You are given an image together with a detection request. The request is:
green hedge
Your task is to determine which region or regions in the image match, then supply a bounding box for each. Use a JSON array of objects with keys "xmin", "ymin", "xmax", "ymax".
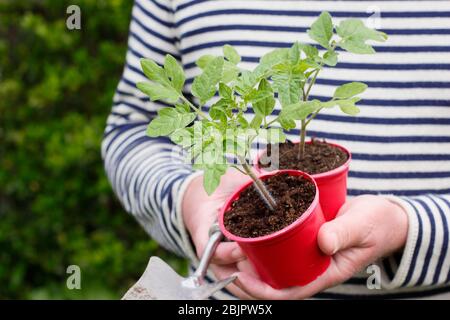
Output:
[{"xmin": 0, "ymin": 0, "xmax": 186, "ymax": 299}]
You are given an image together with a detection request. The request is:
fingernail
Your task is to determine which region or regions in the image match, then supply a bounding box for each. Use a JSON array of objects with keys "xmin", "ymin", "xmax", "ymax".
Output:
[
  {"xmin": 231, "ymin": 247, "xmax": 243, "ymax": 260},
  {"xmin": 329, "ymin": 232, "xmax": 339, "ymax": 254},
  {"xmin": 231, "ymin": 272, "xmax": 241, "ymax": 284}
]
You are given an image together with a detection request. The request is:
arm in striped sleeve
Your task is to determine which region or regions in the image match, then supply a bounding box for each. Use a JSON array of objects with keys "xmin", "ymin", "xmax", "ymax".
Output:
[
  {"xmin": 380, "ymin": 194, "xmax": 450, "ymax": 288},
  {"xmin": 101, "ymin": 0, "xmax": 197, "ymax": 260}
]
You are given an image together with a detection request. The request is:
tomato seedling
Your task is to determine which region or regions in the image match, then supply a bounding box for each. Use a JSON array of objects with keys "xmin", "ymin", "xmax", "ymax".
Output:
[
  {"xmin": 256, "ymin": 12, "xmax": 388, "ymax": 158},
  {"xmin": 137, "ymin": 45, "xmax": 284, "ymax": 208}
]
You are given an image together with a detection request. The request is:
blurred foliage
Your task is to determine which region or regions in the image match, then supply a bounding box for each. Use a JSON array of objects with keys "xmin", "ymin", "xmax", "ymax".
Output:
[{"xmin": 0, "ymin": 0, "xmax": 187, "ymax": 299}]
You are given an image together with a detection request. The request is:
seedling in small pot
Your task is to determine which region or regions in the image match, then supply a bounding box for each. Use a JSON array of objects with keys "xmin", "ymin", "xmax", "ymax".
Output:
[
  {"xmin": 136, "ymin": 45, "xmax": 286, "ymax": 210},
  {"xmin": 254, "ymin": 12, "xmax": 388, "ymax": 220},
  {"xmin": 257, "ymin": 12, "xmax": 387, "ymax": 162}
]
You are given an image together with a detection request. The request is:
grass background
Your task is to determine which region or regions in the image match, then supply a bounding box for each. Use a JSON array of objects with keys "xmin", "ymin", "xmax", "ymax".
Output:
[{"xmin": 0, "ymin": 0, "xmax": 187, "ymax": 299}]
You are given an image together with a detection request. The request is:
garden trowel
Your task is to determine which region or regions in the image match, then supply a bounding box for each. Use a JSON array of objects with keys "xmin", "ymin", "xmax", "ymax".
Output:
[{"xmin": 122, "ymin": 223, "xmax": 236, "ymax": 300}]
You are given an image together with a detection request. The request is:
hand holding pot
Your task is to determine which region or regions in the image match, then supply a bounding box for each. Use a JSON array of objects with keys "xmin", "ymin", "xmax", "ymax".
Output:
[
  {"xmin": 232, "ymin": 195, "xmax": 408, "ymax": 299},
  {"xmin": 182, "ymin": 168, "xmax": 257, "ymax": 298}
]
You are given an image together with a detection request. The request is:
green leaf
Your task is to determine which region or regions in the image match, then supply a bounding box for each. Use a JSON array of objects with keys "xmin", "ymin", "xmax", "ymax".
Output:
[
  {"xmin": 334, "ymin": 82, "xmax": 368, "ymax": 99},
  {"xmin": 322, "ymin": 50, "xmax": 338, "ymax": 66},
  {"xmin": 260, "ymin": 48, "xmax": 289, "ymax": 66},
  {"xmin": 299, "ymin": 44, "xmax": 319, "ymax": 59},
  {"xmin": 140, "ymin": 59, "xmax": 167, "ymax": 84},
  {"xmin": 192, "ymin": 57, "xmax": 224, "ymax": 104},
  {"xmin": 288, "ymin": 42, "xmax": 301, "ymax": 65},
  {"xmin": 235, "ymin": 70, "xmax": 258, "ymax": 95},
  {"xmin": 170, "ymin": 127, "xmax": 193, "ymax": 147},
  {"xmin": 146, "ymin": 108, "xmax": 196, "ymax": 137},
  {"xmin": 336, "ymin": 19, "xmax": 388, "ymax": 54},
  {"xmin": 254, "ymin": 48, "xmax": 289, "ymax": 78},
  {"xmin": 224, "ymin": 128, "xmax": 249, "ymax": 157},
  {"xmin": 203, "ymin": 164, "xmax": 228, "ymax": 195},
  {"xmin": 247, "ymin": 89, "xmax": 272, "ymax": 105},
  {"xmin": 337, "ymin": 97, "xmax": 361, "ymax": 115},
  {"xmin": 138, "ymin": 57, "xmax": 183, "ymax": 103},
  {"xmin": 201, "ymin": 133, "xmax": 225, "ymax": 163},
  {"xmin": 272, "ymin": 70, "xmax": 302, "ymax": 107},
  {"xmin": 293, "ymin": 61, "xmax": 312, "ymax": 74},
  {"xmin": 307, "ymin": 11, "xmax": 333, "ymax": 48},
  {"xmin": 337, "ymin": 19, "xmax": 388, "ymax": 42},
  {"xmin": 196, "ymin": 55, "xmax": 215, "ymax": 69},
  {"xmin": 175, "ymin": 103, "xmax": 190, "ymax": 113},
  {"xmin": 164, "ymin": 54, "xmax": 185, "ymax": 92},
  {"xmin": 136, "ymin": 82, "xmax": 179, "ymax": 103},
  {"xmin": 320, "ymin": 100, "xmax": 339, "ymax": 108},
  {"xmin": 321, "ymin": 97, "xmax": 362, "ymax": 115},
  {"xmin": 218, "ymin": 83, "xmax": 232, "ymax": 100},
  {"xmin": 222, "ymin": 61, "xmax": 240, "ymax": 83},
  {"xmin": 237, "ymin": 114, "xmax": 249, "ymax": 128},
  {"xmin": 209, "ymin": 99, "xmax": 228, "ymax": 123},
  {"xmin": 189, "ymin": 122, "xmax": 224, "ymax": 163},
  {"xmin": 279, "ymin": 100, "xmax": 321, "ymax": 121},
  {"xmin": 252, "ymin": 79, "xmax": 275, "ymax": 117},
  {"xmin": 339, "ymin": 40, "xmax": 375, "ymax": 54},
  {"xmin": 223, "ymin": 44, "xmax": 241, "ymax": 64},
  {"xmin": 278, "ymin": 117, "xmax": 296, "ymax": 131},
  {"xmin": 250, "ymin": 114, "xmax": 263, "ymax": 129}
]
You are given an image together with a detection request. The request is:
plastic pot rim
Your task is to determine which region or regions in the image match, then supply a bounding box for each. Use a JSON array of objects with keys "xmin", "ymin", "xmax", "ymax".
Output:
[
  {"xmin": 218, "ymin": 169, "xmax": 320, "ymax": 244},
  {"xmin": 254, "ymin": 140, "xmax": 352, "ymax": 179}
]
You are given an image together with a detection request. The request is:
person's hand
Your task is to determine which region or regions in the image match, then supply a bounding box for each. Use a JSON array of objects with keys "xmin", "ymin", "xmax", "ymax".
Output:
[
  {"xmin": 182, "ymin": 168, "xmax": 257, "ymax": 299},
  {"xmin": 232, "ymin": 195, "xmax": 408, "ymax": 299}
]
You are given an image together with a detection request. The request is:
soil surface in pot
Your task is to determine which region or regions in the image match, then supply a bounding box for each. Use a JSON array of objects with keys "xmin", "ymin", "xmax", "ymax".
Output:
[
  {"xmin": 259, "ymin": 139, "xmax": 348, "ymax": 175},
  {"xmin": 224, "ymin": 173, "xmax": 315, "ymax": 238}
]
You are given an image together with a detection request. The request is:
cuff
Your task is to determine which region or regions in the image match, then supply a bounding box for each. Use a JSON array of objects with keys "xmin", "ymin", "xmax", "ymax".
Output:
[
  {"xmin": 379, "ymin": 195, "xmax": 448, "ymax": 289},
  {"xmin": 378, "ymin": 195, "xmax": 422, "ymax": 289}
]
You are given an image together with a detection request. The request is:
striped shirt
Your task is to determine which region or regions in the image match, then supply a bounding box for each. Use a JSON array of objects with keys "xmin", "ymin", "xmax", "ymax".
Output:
[{"xmin": 101, "ymin": 0, "xmax": 450, "ymax": 299}]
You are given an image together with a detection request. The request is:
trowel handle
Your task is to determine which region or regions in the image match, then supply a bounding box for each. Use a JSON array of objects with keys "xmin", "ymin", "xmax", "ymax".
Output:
[{"xmin": 193, "ymin": 223, "xmax": 223, "ymax": 282}]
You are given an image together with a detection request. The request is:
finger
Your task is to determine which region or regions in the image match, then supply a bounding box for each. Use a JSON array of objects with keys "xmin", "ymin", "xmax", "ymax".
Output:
[
  {"xmin": 318, "ymin": 209, "xmax": 368, "ymax": 255},
  {"xmin": 233, "ymin": 272, "xmax": 290, "ymax": 300},
  {"xmin": 211, "ymin": 242, "xmax": 246, "ymax": 265},
  {"xmin": 192, "ymin": 207, "xmax": 222, "ymax": 258},
  {"xmin": 335, "ymin": 198, "xmax": 354, "ymax": 217},
  {"xmin": 234, "ymin": 260, "xmax": 338, "ymax": 300},
  {"xmin": 236, "ymin": 259, "xmax": 259, "ymax": 278}
]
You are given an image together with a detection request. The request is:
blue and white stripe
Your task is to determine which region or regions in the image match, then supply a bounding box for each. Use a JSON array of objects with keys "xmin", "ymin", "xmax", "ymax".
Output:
[{"xmin": 102, "ymin": 0, "xmax": 450, "ymax": 299}]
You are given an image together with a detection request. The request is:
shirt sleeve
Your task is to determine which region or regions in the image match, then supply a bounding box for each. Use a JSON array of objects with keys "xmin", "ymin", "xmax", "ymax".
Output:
[
  {"xmin": 101, "ymin": 0, "xmax": 197, "ymax": 260},
  {"xmin": 379, "ymin": 194, "xmax": 450, "ymax": 289}
]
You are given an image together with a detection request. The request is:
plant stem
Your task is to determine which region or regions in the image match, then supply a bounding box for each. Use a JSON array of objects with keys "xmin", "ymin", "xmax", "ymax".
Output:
[
  {"xmin": 180, "ymin": 96, "xmax": 210, "ymax": 120},
  {"xmin": 299, "ymin": 119, "xmax": 306, "ymax": 160},
  {"xmin": 299, "ymin": 67, "xmax": 321, "ymax": 159},
  {"xmin": 304, "ymin": 68, "xmax": 320, "ymax": 101},
  {"xmin": 264, "ymin": 117, "xmax": 278, "ymax": 129},
  {"xmin": 304, "ymin": 41, "xmax": 338, "ymax": 102},
  {"xmin": 305, "ymin": 107, "xmax": 323, "ymax": 127},
  {"xmin": 230, "ymin": 165, "xmax": 247, "ymax": 175},
  {"xmin": 300, "ymin": 43, "xmax": 335, "ymax": 158},
  {"xmin": 238, "ymin": 155, "xmax": 277, "ymax": 210}
]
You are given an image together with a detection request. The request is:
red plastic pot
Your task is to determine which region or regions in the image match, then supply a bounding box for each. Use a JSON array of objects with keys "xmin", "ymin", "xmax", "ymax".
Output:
[
  {"xmin": 218, "ymin": 170, "xmax": 330, "ymax": 289},
  {"xmin": 255, "ymin": 141, "xmax": 351, "ymax": 221}
]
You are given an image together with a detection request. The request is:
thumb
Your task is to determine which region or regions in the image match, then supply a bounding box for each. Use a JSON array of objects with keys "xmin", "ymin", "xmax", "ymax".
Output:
[{"xmin": 318, "ymin": 213, "xmax": 366, "ymax": 255}]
